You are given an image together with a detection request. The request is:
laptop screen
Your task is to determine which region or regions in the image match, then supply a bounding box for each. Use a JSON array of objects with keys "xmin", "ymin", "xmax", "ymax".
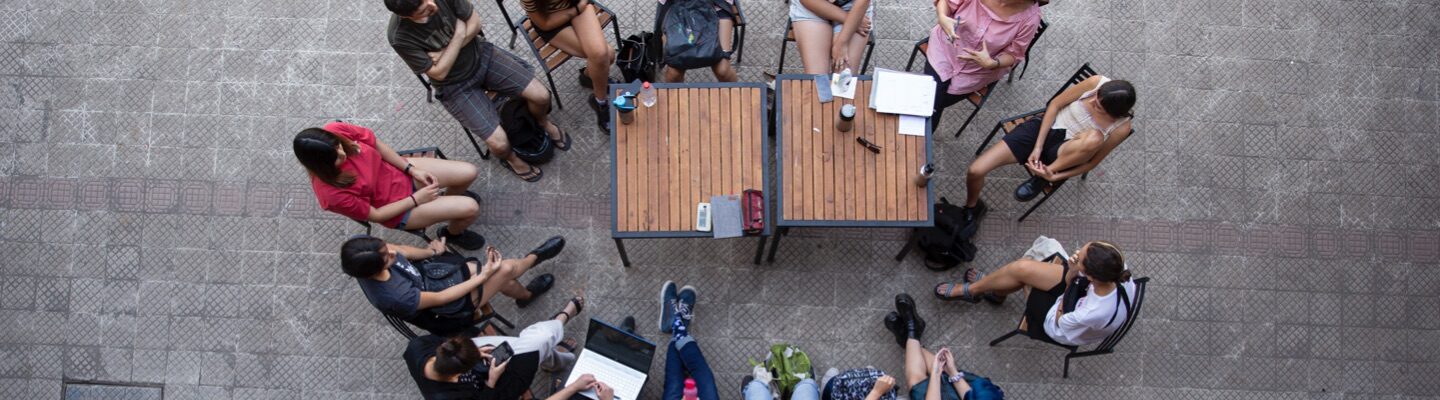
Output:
[{"xmin": 585, "ymin": 319, "xmax": 656, "ymax": 373}]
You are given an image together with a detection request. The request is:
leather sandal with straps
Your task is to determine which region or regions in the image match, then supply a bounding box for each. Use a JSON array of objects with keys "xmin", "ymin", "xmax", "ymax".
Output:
[{"xmin": 551, "ymin": 296, "xmax": 585, "ymax": 320}]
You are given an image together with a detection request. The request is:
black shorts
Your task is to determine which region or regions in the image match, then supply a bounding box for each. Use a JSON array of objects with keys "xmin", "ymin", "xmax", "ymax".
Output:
[
  {"xmin": 1002, "ymin": 118, "xmax": 1066, "ymax": 165},
  {"xmin": 1023, "ymin": 259, "xmax": 1068, "ymax": 342}
]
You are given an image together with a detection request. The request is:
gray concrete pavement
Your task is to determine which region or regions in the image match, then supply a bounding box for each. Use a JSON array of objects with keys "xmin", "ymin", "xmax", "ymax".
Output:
[{"xmin": 1, "ymin": 0, "xmax": 1438, "ymax": 398}]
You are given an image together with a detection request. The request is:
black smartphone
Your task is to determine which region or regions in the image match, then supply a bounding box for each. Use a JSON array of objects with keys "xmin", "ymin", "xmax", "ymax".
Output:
[{"xmin": 491, "ymin": 342, "xmax": 514, "ymax": 365}]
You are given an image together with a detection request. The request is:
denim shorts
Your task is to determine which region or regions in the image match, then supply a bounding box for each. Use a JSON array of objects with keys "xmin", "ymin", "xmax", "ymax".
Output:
[{"xmin": 789, "ymin": 0, "xmax": 874, "ymax": 34}]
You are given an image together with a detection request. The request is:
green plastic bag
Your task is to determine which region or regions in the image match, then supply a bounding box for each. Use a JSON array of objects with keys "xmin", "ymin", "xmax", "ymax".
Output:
[{"xmin": 749, "ymin": 344, "xmax": 812, "ymax": 397}]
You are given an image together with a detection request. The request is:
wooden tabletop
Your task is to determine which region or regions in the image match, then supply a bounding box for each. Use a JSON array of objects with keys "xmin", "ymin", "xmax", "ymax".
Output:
[
  {"xmin": 775, "ymin": 75, "xmax": 934, "ymax": 226},
  {"xmin": 611, "ymin": 83, "xmax": 771, "ymax": 236}
]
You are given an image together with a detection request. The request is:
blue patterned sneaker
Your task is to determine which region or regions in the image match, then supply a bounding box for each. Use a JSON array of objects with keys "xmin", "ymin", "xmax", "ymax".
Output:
[
  {"xmin": 674, "ymin": 285, "xmax": 697, "ymax": 335},
  {"xmin": 659, "ymin": 281, "xmax": 677, "ymax": 334}
]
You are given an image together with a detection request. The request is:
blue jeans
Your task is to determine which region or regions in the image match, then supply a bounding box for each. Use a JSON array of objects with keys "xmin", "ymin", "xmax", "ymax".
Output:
[
  {"xmin": 744, "ymin": 378, "xmax": 819, "ymax": 400},
  {"xmin": 663, "ymin": 338, "xmax": 720, "ymax": 400}
]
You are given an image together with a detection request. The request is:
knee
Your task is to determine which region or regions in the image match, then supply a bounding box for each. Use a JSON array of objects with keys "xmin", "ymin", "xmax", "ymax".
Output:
[
  {"xmin": 498, "ymin": 262, "xmax": 520, "ymax": 279},
  {"xmin": 487, "ymin": 131, "xmax": 513, "ymax": 154},
  {"xmin": 523, "ymin": 81, "xmax": 551, "ymax": 104},
  {"xmin": 460, "ymin": 196, "xmax": 480, "ymax": 216},
  {"xmin": 461, "ymin": 163, "xmax": 480, "ymax": 184},
  {"xmin": 966, "ymin": 164, "xmax": 989, "ymax": 180}
]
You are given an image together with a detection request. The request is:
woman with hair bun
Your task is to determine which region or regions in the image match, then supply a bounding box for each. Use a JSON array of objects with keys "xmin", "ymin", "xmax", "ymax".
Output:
[
  {"xmin": 935, "ymin": 241, "xmax": 1136, "ymax": 346},
  {"xmin": 955, "ymin": 76, "xmax": 1137, "ymax": 232}
]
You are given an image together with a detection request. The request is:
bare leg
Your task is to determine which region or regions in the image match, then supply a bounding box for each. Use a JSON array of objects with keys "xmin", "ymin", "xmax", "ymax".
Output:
[
  {"xmin": 545, "ymin": 6, "xmax": 615, "ymax": 102},
  {"xmin": 406, "ymin": 157, "xmax": 478, "ymax": 194},
  {"xmin": 792, "ymin": 20, "xmax": 834, "ymax": 75},
  {"xmin": 710, "ymin": 18, "xmax": 738, "ymax": 82},
  {"xmin": 965, "ymin": 142, "xmax": 1018, "ymax": 207},
  {"xmin": 402, "ymin": 196, "xmax": 480, "ymax": 234},
  {"xmin": 486, "ymin": 127, "xmax": 540, "ymax": 181},
  {"xmin": 497, "ymin": 254, "xmax": 541, "ymax": 300},
  {"xmin": 967, "ymin": 259, "xmax": 1065, "ymax": 297},
  {"xmin": 517, "ymin": 80, "xmax": 564, "ymax": 143},
  {"xmin": 903, "ymin": 339, "xmax": 936, "ymax": 387}
]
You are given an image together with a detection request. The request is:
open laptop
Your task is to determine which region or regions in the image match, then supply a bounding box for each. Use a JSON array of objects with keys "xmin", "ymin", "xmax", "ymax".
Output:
[{"xmin": 564, "ymin": 318, "xmax": 657, "ymax": 400}]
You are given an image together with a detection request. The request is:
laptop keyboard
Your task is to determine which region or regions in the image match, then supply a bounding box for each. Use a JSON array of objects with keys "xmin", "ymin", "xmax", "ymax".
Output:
[{"xmin": 571, "ymin": 352, "xmax": 646, "ymax": 400}]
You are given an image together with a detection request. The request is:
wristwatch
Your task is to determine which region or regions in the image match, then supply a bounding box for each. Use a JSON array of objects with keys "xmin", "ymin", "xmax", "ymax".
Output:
[{"xmin": 947, "ymin": 372, "xmax": 965, "ymax": 384}]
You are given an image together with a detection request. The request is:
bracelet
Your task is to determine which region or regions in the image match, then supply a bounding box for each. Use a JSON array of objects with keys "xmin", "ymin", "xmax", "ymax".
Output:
[
  {"xmin": 404, "ymin": 163, "xmax": 413, "ymax": 173},
  {"xmin": 410, "ymin": 195, "xmax": 418, "ymax": 207}
]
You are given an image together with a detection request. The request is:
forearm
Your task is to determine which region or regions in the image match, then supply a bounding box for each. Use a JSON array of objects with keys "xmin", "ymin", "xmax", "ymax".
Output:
[
  {"xmin": 531, "ymin": 9, "xmax": 578, "ymax": 31},
  {"xmin": 367, "ymin": 198, "xmax": 417, "ymax": 223},
  {"xmin": 950, "ymin": 379, "xmax": 971, "ymax": 398},
  {"xmin": 934, "ymin": 0, "xmax": 949, "ymax": 20},
  {"xmin": 834, "ymin": 0, "xmax": 868, "ymax": 42},
  {"xmin": 545, "ymin": 386, "xmax": 585, "ymax": 400},
  {"xmin": 393, "ymin": 244, "xmax": 435, "ymax": 260},
  {"xmin": 925, "ymin": 377, "xmax": 943, "ymax": 400},
  {"xmin": 991, "ymin": 53, "xmax": 1015, "ymax": 69},
  {"xmin": 800, "ymin": 0, "xmax": 847, "ymax": 22},
  {"xmin": 1031, "ymin": 111, "xmax": 1059, "ymax": 155},
  {"xmin": 421, "ymin": 276, "xmax": 486, "ymax": 309},
  {"xmin": 375, "ymin": 140, "xmax": 410, "ymax": 171}
]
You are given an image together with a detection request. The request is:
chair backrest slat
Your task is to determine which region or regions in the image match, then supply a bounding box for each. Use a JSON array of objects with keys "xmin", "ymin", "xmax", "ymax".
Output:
[
  {"xmin": 1095, "ymin": 276, "xmax": 1147, "ymax": 352},
  {"xmin": 1047, "ymin": 63, "xmax": 1097, "ymax": 103},
  {"xmin": 385, "ymin": 313, "xmax": 420, "ymax": 340}
]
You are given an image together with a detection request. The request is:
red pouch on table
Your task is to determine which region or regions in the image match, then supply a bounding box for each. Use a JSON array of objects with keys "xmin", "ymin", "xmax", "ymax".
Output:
[{"xmin": 742, "ymin": 189, "xmax": 764, "ymax": 235}]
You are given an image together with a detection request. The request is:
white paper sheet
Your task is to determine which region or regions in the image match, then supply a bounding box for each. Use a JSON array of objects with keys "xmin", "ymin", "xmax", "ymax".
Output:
[
  {"xmin": 833, "ymin": 76, "xmax": 858, "ymax": 99},
  {"xmin": 872, "ymin": 68, "xmax": 937, "ymax": 117},
  {"xmin": 898, "ymin": 115, "xmax": 927, "ymax": 136}
]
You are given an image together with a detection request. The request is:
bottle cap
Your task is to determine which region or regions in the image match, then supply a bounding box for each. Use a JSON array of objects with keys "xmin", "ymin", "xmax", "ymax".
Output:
[
  {"xmin": 840, "ymin": 104, "xmax": 856, "ymax": 117},
  {"xmin": 643, "ymin": 82, "xmax": 652, "ymax": 88}
]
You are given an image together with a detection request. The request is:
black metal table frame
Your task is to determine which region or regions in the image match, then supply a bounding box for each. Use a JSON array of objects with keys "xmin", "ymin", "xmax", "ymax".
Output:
[
  {"xmin": 766, "ymin": 74, "xmax": 936, "ymax": 262},
  {"xmin": 609, "ymin": 81, "xmax": 774, "ymax": 267}
]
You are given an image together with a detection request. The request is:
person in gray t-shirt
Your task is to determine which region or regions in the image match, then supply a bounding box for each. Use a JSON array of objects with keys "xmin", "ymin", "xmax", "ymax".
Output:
[
  {"xmin": 340, "ymin": 234, "xmax": 569, "ymax": 333},
  {"xmin": 384, "ymin": 0, "xmax": 571, "ymax": 183}
]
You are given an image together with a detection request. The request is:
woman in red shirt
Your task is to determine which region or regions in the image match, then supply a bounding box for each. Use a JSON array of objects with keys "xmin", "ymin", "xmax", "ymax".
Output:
[{"xmin": 294, "ymin": 121, "xmax": 486, "ymax": 250}]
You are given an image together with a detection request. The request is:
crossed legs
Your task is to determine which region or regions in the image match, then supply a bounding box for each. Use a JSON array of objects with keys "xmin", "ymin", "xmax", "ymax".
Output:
[{"xmin": 546, "ymin": 4, "xmax": 617, "ymax": 102}]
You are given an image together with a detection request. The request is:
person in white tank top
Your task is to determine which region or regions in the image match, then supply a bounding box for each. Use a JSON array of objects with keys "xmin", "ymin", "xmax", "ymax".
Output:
[{"xmin": 952, "ymin": 75, "xmax": 1137, "ymax": 231}]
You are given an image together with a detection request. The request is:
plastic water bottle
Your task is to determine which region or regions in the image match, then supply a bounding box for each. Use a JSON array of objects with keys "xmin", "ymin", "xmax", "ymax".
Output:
[
  {"xmin": 640, "ymin": 81, "xmax": 657, "ymax": 107},
  {"xmin": 682, "ymin": 378, "xmax": 698, "ymax": 400}
]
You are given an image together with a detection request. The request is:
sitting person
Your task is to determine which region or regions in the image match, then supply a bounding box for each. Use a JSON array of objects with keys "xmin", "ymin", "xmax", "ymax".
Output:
[
  {"xmin": 789, "ymin": 0, "xmax": 873, "ymax": 74},
  {"xmin": 295, "ymin": 121, "xmax": 485, "ymax": 250},
  {"xmin": 520, "ymin": 0, "xmax": 617, "ymax": 129},
  {"xmin": 404, "ymin": 296, "xmax": 585, "ymax": 400},
  {"xmin": 656, "ymin": 0, "xmax": 738, "ymax": 83},
  {"xmin": 958, "ymin": 76, "xmax": 1135, "ymax": 228},
  {"xmin": 882, "ymin": 295, "xmax": 1004, "ymax": 400},
  {"xmin": 385, "ymin": 0, "xmax": 570, "ymax": 183},
  {"xmin": 935, "ymin": 241, "xmax": 1136, "ymax": 346},
  {"xmin": 340, "ymin": 235, "xmax": 565, "ymax": 336},
  {"xmin": 745, "ymin": 366, "xmax": 895, "ymax": 400},
  {"xmin": 923, "ymin": 0, "xmax": 1041, "ymax": 125},
  {"xmin": 657, "ymin": 281, "xmax": 719, "ymax": 400}
]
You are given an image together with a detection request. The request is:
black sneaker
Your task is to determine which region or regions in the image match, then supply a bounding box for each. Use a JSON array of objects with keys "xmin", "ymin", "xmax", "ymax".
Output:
[
  {"xmin": 528, "ymin": 236, "xmax": 566, "ymax": 266},
  {"xmin": 620, "ymin": 316, "xmax": 637, "ymax": 334},
  {"xmin": 1015, "ymin": 176, "xmax": 1046, "ymax": 202},
  {"xmin": 515, "ymin": 273, "xmax": 555, "ymax": 308},
  {"xmin": 957, "ymin": 200, "xmax": 987, "ymax": 240},
  {"xmin": 883, "ymin": 311, "xmax": 906, "ymax": 348},
  {"xmin": 441, "ymin": 226, "xmax": 485, "ymax": 250},
  {"xmin": 589, "ymin": 97, "xmax": 611, "ymax": 132},
  {"xmin": 895, "ymin": 294, "xmax": 925, "ymax": 341}
]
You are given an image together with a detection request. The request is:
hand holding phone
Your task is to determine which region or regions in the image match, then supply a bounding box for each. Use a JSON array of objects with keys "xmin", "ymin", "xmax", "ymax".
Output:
[{"xmin": 490, "ymin": 342, "xmax": 514, "ymax": 365}]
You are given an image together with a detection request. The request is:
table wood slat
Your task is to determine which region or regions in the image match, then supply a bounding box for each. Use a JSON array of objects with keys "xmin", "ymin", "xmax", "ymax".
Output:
[
  {"xmin": 783, "ymin": 80, "xmax": 797, "ymax": 221},
  {"xmin": 856, "ymin": 81, "xmax": 873, "ymax": 221},
  {"xmin": 613, "ymin": 85, "xmax": 768, "ymax": 234}
]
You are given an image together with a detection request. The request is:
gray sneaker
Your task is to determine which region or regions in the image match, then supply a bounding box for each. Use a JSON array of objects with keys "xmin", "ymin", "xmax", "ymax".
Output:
[{"xmin": 659, "ymin": 281, "xmax": 677, "ymax": 334}]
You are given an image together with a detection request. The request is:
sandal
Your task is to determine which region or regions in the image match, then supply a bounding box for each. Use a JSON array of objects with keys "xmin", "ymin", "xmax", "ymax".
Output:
[
  {"xmin": 500, "ymin": 158, "xmax": 543, "ymax": 182},
  {"xmin": 516, "ymin": 273, "xmax": 556, "ymax": 308},
  {"xmin": 547, "ymin": 124, "xmax": 572, "ymax": 151},
  {"xmin": 934, "ymin": 281, "xmax": 980, "ymax": 303},
  {"xmin": 556, "ymin": 338, "xmax": 577, "ymax": 354},
  {"xmin": 550, "ymin": 296, "xmax": 586, "ymax": 320},
  {"xmin": 964, "ymin": 268, "xmax": 1004, "ymax": 305}
]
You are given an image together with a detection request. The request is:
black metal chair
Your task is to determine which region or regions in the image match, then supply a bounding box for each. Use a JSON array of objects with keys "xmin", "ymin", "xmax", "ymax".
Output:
[
  {"xmin": 904, "ymin": 37, "xmax": 998, "ymax": 138},
  {"xmin": 412, "ymin": 74, "xmax": 493, "ymax": 160},
  {"xmin": 514, "ymin": 0, "xmax": 623, "ymax": 110},
  {"xmin": 989, "ymin": 273, "xmax": 1150, "ymax": 378},
  {"xmin": 970, "ymin": 64, "xmax": 1131, "ymax": 222},
  {"xmin": 775, "ymin": 2, "xmax": 874, "ymax": 75},
  {"xmin": 1006, "ymin": 19, "xmax": 1047, "ymax": 84},
  {"xmin": 491, "ymin": 0, "xmax": 521, "ymax": 49},
  {"xmin": 383, "ymin": 309, "xmax": 514, "ymax": 340}
]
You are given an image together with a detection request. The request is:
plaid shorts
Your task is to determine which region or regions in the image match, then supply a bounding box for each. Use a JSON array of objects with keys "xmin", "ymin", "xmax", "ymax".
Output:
[{"xmin": 435, "ymin": 41, "xmax": 535, "ymax": 140}]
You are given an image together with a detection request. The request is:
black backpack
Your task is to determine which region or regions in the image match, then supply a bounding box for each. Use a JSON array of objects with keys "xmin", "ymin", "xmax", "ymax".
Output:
[
  {"xmin": 915, "ymin": 198, "xmax": 977, "ymax": 271},
  {"xmin": 394, "ymin": 253, "xmax": 476, "ymax": 336},
  {"xmin": 496, "ymin": 95, "xmax": 555, "ymax": 165},
  {"xmin": 660, "ymin": 0, "xmax": 730, "ymax": 70},
  {"xmin": 618, "ymin": 32, "xmax": 662, "ymax": 83}
]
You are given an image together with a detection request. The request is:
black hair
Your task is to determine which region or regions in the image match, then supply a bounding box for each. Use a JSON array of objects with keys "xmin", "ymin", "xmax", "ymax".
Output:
[
  {"xmin": 339, "ymin": 236, "xmax": 388, "ymax": 278},
  {"xmin": 1096, "ymin": 80, "xmax": 1136, "ymax": 119},
  {"xmin": 433, "ymin": 336, "xmax": 483, "ymax": 376},
  {"xmin": 1083, "ymin": 241, "xmax": 1131, "ymax": 283},
  {"xmin": 385, "ymin": 0, "xmax": 425, "ymax": 16},
  {"xmin": 293, "ymin": 128, "xmax": 357, "ymax": 187}
]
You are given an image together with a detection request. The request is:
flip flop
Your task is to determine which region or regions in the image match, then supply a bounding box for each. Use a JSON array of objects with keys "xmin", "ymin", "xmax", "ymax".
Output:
[
  {"xmin": 549, "ymin": 125, "xmax": 571, "ymax": 151},
  {"xmin": 549, "ymin": 296, "xmax": 586, "ymax": 320},
  {"xmin": 500, "ymin": 159, "xmax": 543, "ymax": 182}
]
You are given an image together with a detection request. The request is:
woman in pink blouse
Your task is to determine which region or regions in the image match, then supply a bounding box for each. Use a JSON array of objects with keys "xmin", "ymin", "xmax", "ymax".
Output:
[{"xmin": 923, "ymin": 0, "xmax": 1041, "ymax": 123}]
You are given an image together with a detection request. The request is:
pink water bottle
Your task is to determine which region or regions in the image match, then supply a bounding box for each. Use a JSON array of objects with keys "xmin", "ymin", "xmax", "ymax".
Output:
[{"xmin": 682, "ymin": 378, "xmax": 699, "ymax": 400}]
